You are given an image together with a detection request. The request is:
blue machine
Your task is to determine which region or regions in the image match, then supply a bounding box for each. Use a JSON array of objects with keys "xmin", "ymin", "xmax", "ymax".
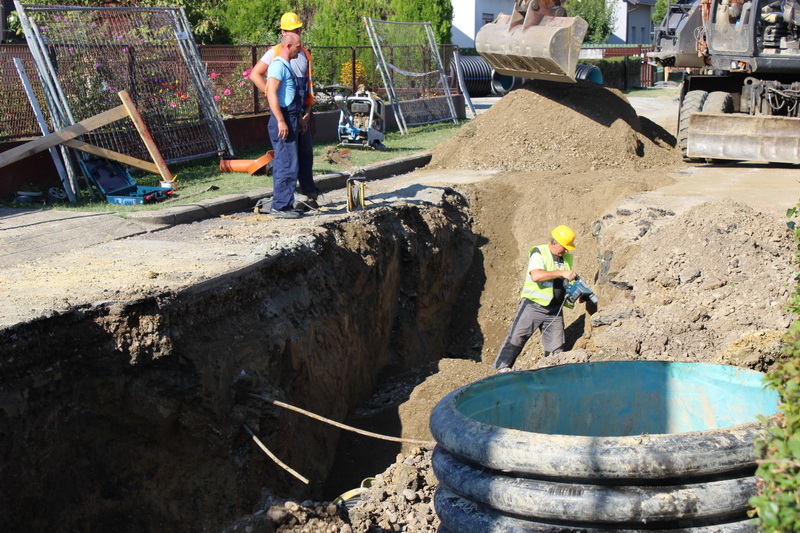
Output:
[
  {"xmin": 320, "ymin": 84, "xmax": 386, "ymax": 150},
  {"xmin": 565, "ymin": 275, "xmax": 598, "ymax": 305}
]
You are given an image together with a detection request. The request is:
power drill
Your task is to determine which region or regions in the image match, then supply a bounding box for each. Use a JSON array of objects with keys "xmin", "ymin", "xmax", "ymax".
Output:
[{"xmin": 564, "ymin": 275, "xmax": 598, "ymax": 306}]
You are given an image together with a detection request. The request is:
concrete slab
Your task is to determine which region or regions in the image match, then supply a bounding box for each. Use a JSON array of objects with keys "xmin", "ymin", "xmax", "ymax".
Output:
[
  {"xmin": 617, "ymin": 163, "xmax": 800, "ymax": 219},
  {"xmin": 0, "ymin": 208, "xmax": 162, "ymax": 269}
]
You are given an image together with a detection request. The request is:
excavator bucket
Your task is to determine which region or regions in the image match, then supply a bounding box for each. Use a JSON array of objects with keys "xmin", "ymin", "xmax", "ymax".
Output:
[
  {"xmin": 476, "ymin": 12, "xmax": 589, "ymax": 84},
  {"xmin": 688, "ymin": 113, "xmax": 800, "ymax": 164}
]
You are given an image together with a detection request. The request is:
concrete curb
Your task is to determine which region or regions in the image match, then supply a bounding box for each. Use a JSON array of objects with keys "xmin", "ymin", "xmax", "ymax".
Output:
[{"xmin": 129, "ymin": 151, "xmax": 432, "ymax": 226}]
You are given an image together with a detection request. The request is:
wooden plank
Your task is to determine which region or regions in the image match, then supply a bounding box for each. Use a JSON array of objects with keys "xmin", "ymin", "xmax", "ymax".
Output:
[
  {"xmin": 117, "ymin": 90, "xmax": 173, "ymax": 182},
  {"xmin": 0, "ymin": 105, "xmax": 129, "ymax": 169},
  {"xmin": 61, "ymin": 139, "xmax": 160, "ymax": 175}
]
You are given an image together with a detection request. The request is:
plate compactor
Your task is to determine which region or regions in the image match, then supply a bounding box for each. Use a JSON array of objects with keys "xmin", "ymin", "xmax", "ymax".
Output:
[{"xmin": 319, "ymin": 84, "xmax": 385, "ymax": 150}]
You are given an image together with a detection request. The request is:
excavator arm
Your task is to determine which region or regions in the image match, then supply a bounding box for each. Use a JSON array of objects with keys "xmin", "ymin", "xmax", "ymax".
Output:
[{"xmin": 476, "ymin": 0, "xmax": 589, "ymax": 83}]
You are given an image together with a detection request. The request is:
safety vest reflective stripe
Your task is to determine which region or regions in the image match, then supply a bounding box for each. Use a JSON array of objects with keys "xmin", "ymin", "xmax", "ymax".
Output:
[
  {"xmin": 304, "ymin": 47, "xmax": 315, "ymax": 107},
  {"xmin": 521, "ymin": 284, "xmax": 552, "ymax": 301},
  {"xmin": 520, "ymin": 245, "xmax": 573, "ymax": 306}
]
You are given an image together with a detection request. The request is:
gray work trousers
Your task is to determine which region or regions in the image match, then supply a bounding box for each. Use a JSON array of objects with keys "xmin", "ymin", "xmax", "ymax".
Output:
[{"xmin": 493, "ymin": 298, "xmax": 565, "ymax": 369}]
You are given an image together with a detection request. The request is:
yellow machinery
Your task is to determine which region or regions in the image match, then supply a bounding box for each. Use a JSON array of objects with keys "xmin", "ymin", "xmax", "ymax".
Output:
[{"xmin": 475, "ymin": 0, "xmax": 588, "ymax": 83}]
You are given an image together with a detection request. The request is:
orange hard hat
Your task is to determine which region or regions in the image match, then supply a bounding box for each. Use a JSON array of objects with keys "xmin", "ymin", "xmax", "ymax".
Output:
[
  {"xmin": 551, "ymin": 225, "xmax": 576, "ymax": 251},
  {"xmin": 280, "ymin": 12, "xmax": 303, "ymax": 31}
]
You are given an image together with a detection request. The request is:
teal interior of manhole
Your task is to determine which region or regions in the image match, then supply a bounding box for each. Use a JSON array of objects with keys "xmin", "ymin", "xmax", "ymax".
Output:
[{"xmin": 454, "ymin": 361, "xmax": 779, "ymax": 437}]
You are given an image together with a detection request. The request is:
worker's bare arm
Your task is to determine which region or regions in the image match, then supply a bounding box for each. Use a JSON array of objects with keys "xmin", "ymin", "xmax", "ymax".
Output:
[
  {"xmin": 529, "ymin": 269, "xmax": 575, "ymax": 282},
  {"xmin": 249, "ymin": 61, "xmax": 269, "ymax": 95}
]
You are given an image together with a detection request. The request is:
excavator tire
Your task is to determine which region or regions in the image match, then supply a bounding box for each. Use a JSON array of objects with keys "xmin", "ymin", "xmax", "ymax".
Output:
[
  {"xmin": 678, "ymin": 90, "xmax": 708, "ymax": 161},
  {"xmin": 703, "ymin": 91, "xmax": 734, "ymax": 114}
]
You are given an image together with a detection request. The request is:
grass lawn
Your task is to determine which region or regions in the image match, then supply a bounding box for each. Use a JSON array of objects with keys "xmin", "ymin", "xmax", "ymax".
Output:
[{"xmin": 624, "ymin": 87, "xmax": 680, "ymax": 99}]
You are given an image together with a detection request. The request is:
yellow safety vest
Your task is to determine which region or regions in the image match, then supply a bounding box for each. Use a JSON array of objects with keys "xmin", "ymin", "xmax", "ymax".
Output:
[{"xmin": 520, "ymin": 245, "xmax": 574, "ymax": 307}]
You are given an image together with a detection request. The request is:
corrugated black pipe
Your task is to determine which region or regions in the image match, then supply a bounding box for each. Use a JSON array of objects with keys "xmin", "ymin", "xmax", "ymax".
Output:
[
  {"xmin": 458, "ymin": 55, "xmax": 493, "ymax": 97},
  {"xmin": 491, "ymin": 63, "xmax": 605, "ymax": 96}
]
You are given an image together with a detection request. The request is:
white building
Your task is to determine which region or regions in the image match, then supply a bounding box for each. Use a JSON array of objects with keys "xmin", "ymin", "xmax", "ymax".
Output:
[
  {"xmin": 451, "ymin": 0, "xmax": 513, "ymax": 48},
  {"xmin": 609, "ymin": 0, "xmax": 658, "ymax": 45},
  {"xmin": 451, "ymin": 0, "xmax": 657, "ymax": 48}
]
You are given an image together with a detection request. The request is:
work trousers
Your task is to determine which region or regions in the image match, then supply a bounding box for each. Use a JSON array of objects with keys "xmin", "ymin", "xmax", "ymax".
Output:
[
  {"xmin": 268, "ymin": 107, "xmax": 299, "ymax": 211},
  {"xmin": 493, "ymin": 298, "xmax": 565, "ymax": 369},
  {"xmin": 297, "ymin": 126, "xmax": 316, "ymax": 196}
]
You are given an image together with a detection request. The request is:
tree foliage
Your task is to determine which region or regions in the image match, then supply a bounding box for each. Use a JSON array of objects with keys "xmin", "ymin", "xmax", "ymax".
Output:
[
  {"xmin": 216, "ymin": 0, "xmax": 288, "ymax": 45},
  {"xmin": 305, "ymin": 0, "xmax": 391, "ymax": 47},
  {"xmin": 8, "ymin": 0, "xmax": 455, "ymax": 46},
  {"xmin": 389, "ymin": 0, "xmax": 453, "ymax": 45},
  {"xmin": 565, "ymin": 0, "xmax": 617, "ymax": 44},
  {"xmin": 652, "ymin": 0, "xmax": 669, "ymax": 26},
  {"xmin": 10, "ymin": 0, "xmax": 229, "ymax": 43}
]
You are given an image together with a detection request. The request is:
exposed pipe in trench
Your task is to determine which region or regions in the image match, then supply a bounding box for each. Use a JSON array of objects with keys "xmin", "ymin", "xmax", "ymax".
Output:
[{"xmin": 245, "ymin": 394, "xmax": 436, "ymax": 484}]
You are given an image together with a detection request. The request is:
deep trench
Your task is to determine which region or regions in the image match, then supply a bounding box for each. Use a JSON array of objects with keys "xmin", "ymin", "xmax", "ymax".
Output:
[{"xmin": 0, "ymin": 191, "xmax": 477, "ymax": 532}]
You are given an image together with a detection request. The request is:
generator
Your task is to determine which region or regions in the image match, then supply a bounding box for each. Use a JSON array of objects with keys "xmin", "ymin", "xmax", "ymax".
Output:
[{"xmin": 319, "ymin": 84, "xmax": 386, "ymax": 149}]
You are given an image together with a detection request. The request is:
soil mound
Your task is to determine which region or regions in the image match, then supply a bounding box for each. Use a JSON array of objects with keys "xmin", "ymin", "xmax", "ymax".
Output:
[
  {"xmin": 585, "ymin": 199, "xmax": 794, "ymax": 367},
  {"xmin": 429, "ymin": 81, "xmax": 680, "ymax": 173}
]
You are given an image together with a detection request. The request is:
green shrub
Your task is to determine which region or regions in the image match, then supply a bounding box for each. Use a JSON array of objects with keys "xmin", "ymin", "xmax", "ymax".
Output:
[{"xmin": 216, "ymin": 0, "xmax": 288, "ymax": 45}]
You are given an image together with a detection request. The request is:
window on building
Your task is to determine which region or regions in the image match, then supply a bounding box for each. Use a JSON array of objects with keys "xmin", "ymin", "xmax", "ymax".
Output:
[
  {"xmin": 482, "ymin": 13, "xmax": 494, "ymax": 26},
  {"xmin": 630, "ymin": 26, "xmax": 636, "ymax": 43},
  {"xmin": 641, "ymin": 27, "xmax": 647, "ymax": 43}
]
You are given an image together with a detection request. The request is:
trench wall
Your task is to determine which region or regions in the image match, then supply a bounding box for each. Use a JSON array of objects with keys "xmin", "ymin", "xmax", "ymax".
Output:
[{"xmin": 0, "ymin": 192, "xmax": 476, "ymax": 532}]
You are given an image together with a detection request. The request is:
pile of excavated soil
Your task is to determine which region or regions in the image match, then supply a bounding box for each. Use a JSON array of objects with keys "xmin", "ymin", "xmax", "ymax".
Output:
[
  {"xmin": 429, "ymin": 81, "xmax": 681, "ymax": 173},
  {"xmin": 585, "ymin": 199, "xmax": 794, "ymax": 368}
]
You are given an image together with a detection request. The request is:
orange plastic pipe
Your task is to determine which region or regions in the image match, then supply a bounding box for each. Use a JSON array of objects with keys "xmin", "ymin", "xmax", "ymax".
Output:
[{"xmin": 220, "ymin": 150, "xmax": 274, "ymax": 175}]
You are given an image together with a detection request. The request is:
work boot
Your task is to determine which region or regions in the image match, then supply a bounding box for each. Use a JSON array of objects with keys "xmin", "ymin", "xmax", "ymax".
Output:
[{"xmin": 269, "ymin": 208, "xmax": 301, "ymax": 219}]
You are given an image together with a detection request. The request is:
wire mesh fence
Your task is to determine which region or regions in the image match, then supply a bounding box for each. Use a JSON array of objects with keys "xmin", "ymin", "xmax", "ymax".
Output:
[
  {"xmin": 365, "ymin": 18, "xmax": 458, "ymax": 133},
  {"xmin": 0, "ymin": 43, "xmax": 43, "ymax": 140},
  {"xmin": 14, "ymin": 4, "xmax": 232, "ymax": 162}
]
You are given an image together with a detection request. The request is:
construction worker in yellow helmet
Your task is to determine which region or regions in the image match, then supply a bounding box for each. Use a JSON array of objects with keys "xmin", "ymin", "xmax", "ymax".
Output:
[
  {"xmin": 249, "ymin": 12, "xmax": 318, "ymax": 212},
  {"xmin": 493, "ymin": 225, "xmax": 587, "ymax": 371}
]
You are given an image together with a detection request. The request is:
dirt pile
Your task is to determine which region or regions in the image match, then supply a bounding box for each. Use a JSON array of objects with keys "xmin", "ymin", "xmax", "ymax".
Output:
[
  {"xmin": 585, "ymin": 199, "xmax": 794, "ymax": 367},
  {"xmin": 324, "ymin": 145, "xmax": 352, "ymax": 166},
  {"xmin": 429, "ymin": 81, "xmax": 680, "ymax": 173}
]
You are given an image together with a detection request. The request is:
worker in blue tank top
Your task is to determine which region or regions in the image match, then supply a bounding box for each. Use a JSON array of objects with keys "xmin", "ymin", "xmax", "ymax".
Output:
[
  {"xmin": 262, "ymin": 32, "xmax": 303, "ymax": 219},
  {"xmin": 249, "ymin": 12, "xmax": 318, "ymax": 211}
]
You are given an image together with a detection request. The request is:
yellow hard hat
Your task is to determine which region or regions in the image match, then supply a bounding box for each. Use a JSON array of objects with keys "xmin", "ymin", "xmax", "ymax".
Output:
[
  {"xmin": 280, "ymin": 12, "xmax": 303, "ymax": 31},
  {"xmin": 551, "ymin": 225, "xmax": 576, "ymax": 251}
]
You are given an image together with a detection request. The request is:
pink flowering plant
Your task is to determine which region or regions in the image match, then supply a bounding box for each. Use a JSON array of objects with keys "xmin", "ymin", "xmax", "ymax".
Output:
[{"xmin": 208, "ymin": 65, "xmax": 256, "ymax": 118}]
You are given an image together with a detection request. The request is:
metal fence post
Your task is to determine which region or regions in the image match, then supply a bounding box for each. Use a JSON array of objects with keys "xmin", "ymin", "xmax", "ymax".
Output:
[
  {"xmin": 351, "ymin": 47, "xmax": 357, "ymax": 93},
  {"xmin": 251, "ymin": 45, "xmax": 259, "ymax": 115}
]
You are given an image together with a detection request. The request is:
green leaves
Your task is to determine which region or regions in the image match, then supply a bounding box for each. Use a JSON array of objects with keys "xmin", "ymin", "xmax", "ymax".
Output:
[
  {"xmin": 389, "ymin": 0, "xmax": 453, "ymax": 45},
  {"xmin": 564, "ymin": 0, "xmax": 617, "ymax": 44},
  {"xmin": 652, "ymin": 0, "xmax": 669, "ymax": 25}
]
